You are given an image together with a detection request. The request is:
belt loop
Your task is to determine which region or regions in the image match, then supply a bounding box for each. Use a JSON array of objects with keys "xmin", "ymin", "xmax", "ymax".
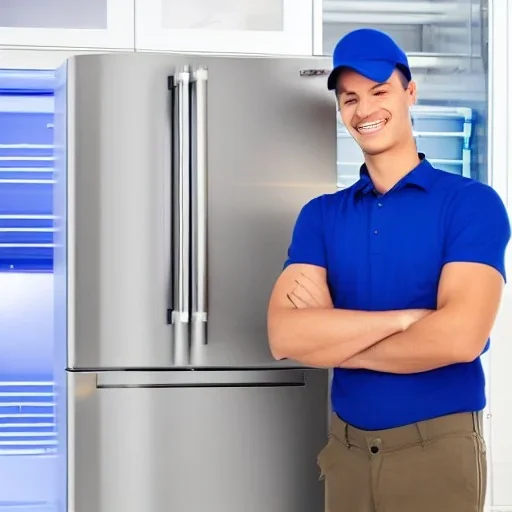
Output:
[
  {"xmin": 344, "ymin": 422, "xmax": 351, "ymax": 449},
  {"xmin": 472, "ymin": 411, "xmax": 482, "ymax": 436},
  {"xmin": 415, "ymin": 421, "xmax": 427, "ymax": 447}
]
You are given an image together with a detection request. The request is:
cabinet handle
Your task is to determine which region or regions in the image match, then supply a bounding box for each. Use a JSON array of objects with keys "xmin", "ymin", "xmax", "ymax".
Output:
[{"xmin": 191, "ymin": 67, "xmax": 209, "ymax": 362}]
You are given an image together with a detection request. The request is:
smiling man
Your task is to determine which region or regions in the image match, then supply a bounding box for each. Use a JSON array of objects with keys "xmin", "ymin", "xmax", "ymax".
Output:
[{"xmin": 267, "ymin": 28, "xmax": 511, "ymax": 512}]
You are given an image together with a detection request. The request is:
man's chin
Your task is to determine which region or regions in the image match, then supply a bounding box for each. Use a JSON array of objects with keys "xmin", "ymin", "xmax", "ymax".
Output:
[{"xmin": 360, "ymin": 143, "xmax": 394, "ymax": 157}]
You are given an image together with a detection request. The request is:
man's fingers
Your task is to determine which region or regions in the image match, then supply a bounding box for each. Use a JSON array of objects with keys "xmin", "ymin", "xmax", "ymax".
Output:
[
  {"xmin": 299, "ymin": 272, "xmax": 327, "ymax": 293},
  {"xmin": 286, "ymin": 293, "xmax": 299, "ymax": 308},
  {"xmin": 294, "ymin": 279, "xmax": 321, "ymax": 305},
  {"xmin": 288, "ymin": 290, "xmax": 310, "ymax": 309},
  {"xmin": 287, "ymin": 273, "xmax": 333, "ymax": 309}
]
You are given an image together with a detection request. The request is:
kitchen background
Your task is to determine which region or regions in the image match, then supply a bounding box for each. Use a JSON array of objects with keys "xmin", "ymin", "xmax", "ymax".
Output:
[{"xmin": 0, "ymin": 0, "xmax": 511, "ymax": 511}]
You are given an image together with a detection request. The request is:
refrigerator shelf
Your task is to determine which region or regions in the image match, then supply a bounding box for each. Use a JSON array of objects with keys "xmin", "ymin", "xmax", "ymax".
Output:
[
  {"xmin": 324, "ymin": 1, "xmax": 480, "ymax": 27},
  {"xmin": 410, "ymin": 105, "xmax": 472, "ymax": 120},
  {"xmin": 0, "ymin": 244, "xmax": 54, "ymax": 248},
  {"xmin": 0, "ymin": 381, "xmax": 56, "ymax": 456},
  {"xmin": 0, "ymin": 157, "xmax": 53, "ymax": 161},
  {"xmin": 0, "ymin": 180, "xmax": 53, "ymax": 185},
  {"xmin": 0, "ymin": 145, "xmax": 53, "ymax": 150},
  {"xmin": 0, "ymin": 168, "xmax": 53, "ymax": 173},
  {"xmin": 0, "ymin": 228, "xmax": 54, "ymax": 233},
  {"xmin": 0, "ymin": 215, "xmax": 54, "ymax": 219},
  {"xmin": 0, "ymin": 69, "xmax": 55, "ymax": 92},
  {"xmin": 0, "ymin": 504, "xmax": 55, "ymax": 511}
]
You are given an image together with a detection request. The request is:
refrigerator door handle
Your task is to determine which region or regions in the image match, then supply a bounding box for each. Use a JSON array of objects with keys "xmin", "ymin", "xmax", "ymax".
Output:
[
  {"xmin": 191, "ymin": 67, "xmax": 209, "ymax": 360},
  {"xmin": 170, "ymin": 66, "xmax": 192, "ymax": 366},
  {"xmin": 480, "ymin": 0, "xmax": 489, "ymax": 74},
  {"xmin": 95, "ymin": 370, "xmax": 306, "ymax": 388}
]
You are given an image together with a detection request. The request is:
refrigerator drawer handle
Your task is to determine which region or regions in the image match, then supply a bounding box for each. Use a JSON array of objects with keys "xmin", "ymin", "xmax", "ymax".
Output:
[
  {"xmin": 191, "ymin": 67, "xmax": 209, "ymax": 361},
  {"xmin": 94, "ymin": 370, "xmax": 307, "ymax": 388},
  {"xmin": 170, "ymin": 66, "xmax": 192, "ymax": 366}
]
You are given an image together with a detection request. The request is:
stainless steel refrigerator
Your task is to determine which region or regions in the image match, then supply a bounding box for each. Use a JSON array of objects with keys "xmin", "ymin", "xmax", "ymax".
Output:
[{"xmin": 52, "ymin": 53, "xmax": 336, "ymax": 512}]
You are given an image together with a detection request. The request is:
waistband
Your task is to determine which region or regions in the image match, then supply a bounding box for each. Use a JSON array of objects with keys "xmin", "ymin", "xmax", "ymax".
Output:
[{"xmin": 331, "ymin": 411, "xmax": 483, "ymax": 454}]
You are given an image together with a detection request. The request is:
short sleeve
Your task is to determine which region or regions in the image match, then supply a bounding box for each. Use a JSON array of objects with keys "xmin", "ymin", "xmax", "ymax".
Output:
[
  {"xmin": 443, "ymin": 182, "xmax": 511, "ymax": 281},
  {"xmin": 283, "ymin": 196, "xmax": 327, "ymax": 269}
]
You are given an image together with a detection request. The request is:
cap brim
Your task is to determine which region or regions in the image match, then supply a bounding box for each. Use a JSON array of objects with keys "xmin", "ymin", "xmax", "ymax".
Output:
[{"xmin": 327, "ymin": 60, "xmax": 396, "ymax": 90}]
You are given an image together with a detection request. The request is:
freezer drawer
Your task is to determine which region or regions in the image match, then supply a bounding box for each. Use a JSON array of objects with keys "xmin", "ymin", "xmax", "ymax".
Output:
[{"xmin": 65, "ymin": 369, "xmax": 329, "ymax": 512}]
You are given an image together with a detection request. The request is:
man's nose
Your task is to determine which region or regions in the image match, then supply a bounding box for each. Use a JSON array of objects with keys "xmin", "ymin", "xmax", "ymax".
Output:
[{"xmin": 356, "ymin": 97, "xmax": 373, "ymax": 119}]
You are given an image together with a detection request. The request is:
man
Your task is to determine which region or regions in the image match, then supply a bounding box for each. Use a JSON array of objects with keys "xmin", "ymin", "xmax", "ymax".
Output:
[{"xmin": 267, "ymin": 28, "xmax": 511, "ymax": 512}]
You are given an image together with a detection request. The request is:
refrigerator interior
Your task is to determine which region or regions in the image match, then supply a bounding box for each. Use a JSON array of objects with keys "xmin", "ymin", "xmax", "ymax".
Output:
[{"xmin": 0, "ymin": 70, "xmax": 56, "ymax": 510}]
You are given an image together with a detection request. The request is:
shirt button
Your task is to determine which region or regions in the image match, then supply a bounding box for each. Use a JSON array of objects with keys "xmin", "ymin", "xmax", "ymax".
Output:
[
  {"xmin": 377, "ymin": 202, "xmax": 383, "ymax": 207},
  {"xmin": 374, "ymin": 230, "xmax": 379, "ymax": 235}
]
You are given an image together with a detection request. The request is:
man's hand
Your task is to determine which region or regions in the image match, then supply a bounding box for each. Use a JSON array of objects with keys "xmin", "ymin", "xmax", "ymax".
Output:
[
  {"xmin": 286, "ymin": 272, "xmax": 334, "ymax": 309},
  {"xmin": 400, "ymin": 309, "xmax": 434, "ymax": 331}
]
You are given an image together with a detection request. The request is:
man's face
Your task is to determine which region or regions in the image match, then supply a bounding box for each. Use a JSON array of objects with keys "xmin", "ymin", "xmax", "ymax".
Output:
[{"xmin": 337, "ymin": 69, "xmax": 416, "ymax": 156}]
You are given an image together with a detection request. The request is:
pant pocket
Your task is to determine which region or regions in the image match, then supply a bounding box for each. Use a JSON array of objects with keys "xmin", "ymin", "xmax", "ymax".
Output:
[
  {"xmin": 377, "ymin": 434, "xmax": 487, "ymax": 512},
  {"xmin": 317, "ymin": 436, "xmax": 337, "ymax": 481},
  {"xmin": 317, "ymin": 435, "xmax": 374, "ymax": 512}
]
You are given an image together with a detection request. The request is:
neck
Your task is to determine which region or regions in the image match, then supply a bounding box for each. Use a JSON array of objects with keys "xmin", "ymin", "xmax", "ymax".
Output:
[{"xmin": 364, "ymin": 139, "xmax": 420, "ymax": 194}]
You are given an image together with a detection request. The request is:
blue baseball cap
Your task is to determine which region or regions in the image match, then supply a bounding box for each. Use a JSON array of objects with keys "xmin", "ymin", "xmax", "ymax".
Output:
[{"xmin": 327, "ymin": 28, "xmax": 411, "ymax": 91}]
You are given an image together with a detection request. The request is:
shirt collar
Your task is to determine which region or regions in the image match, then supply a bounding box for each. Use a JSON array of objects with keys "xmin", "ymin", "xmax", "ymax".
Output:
[{"xmin": 353, "ymin": 153, "xmax": 437, "ymax": 196}]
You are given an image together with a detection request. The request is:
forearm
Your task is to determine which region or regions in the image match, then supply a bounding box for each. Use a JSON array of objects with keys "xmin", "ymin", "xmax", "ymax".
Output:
[
  {"xmin": 268, "ymin": 308, "xmax": 406, "ymax": 365},
  {"xmin": 294, "ymin": 339, "xmax": 374, "ymax": 368},
  {"xmin": 341, "ymin": 308, "xmax": 476, "ymax": 373}
]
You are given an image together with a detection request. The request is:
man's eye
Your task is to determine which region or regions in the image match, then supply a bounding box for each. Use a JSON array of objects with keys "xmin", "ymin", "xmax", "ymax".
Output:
[
  {"xmin": 344, "ymin": 99, "xmax": 356, "ymax": 105},
  {"xmin": 374, "ymin": 91, "xmax": 387, "ymax": 96}
]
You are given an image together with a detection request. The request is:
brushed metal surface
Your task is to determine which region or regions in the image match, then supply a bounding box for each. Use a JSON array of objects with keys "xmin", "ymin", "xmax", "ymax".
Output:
[
  {"xmin": 53, "ymin": 53, "xmax": 336, "ymax": 370},
  {"xmin": 68, "ymin": 369, "xmax": 328, "ymax": 512}
]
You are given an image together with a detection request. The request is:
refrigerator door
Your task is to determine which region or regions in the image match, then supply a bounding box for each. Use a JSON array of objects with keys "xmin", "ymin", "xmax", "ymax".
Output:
[
  {"xmin": 53, "ymin": 53, "xmax": 336, "ymax": 370},
  {"xmin": 64, "ymin": 369, "xmax": 328, "ymax": 512},
  {"xmin": 53, "ymin": 53, "xmax": 183, "ymax": 370},
  {"xmin": 185, "ymin": 56, "xmax": 337, "ymax": 368}
]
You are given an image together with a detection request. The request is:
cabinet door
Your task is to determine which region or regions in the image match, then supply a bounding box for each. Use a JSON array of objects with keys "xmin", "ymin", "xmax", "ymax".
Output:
[
  {"xmin": 0, "ymin": 0, "xmax": 134, "ymax": 50},
  {"xmin": 135, "ymin": 0, "xmax": 313, "ymax": 55}
]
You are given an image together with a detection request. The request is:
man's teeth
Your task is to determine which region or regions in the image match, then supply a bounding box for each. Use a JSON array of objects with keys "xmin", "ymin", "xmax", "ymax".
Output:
[{"xmin": 358, "ymin": 120, "xmax": 386, "ymax": 132}]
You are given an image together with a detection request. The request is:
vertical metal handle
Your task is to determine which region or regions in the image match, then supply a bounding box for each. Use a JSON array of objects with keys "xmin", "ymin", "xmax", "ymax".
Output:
[
  {"xmin": 191, "ymin": 67, "xmax": 209, "ymax": 360},
  {"xmin": 480, "ymin": 0, "xmax": 489, "ymax": 74},
  {"xmin": 172, "ymin": 66, "xmax": 191, "ymax": 366}
]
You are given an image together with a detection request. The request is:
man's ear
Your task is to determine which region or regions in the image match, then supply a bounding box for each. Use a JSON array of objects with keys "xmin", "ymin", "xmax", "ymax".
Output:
[{"xmin": 407, "ymin": 80, "xmax": 417, "ymax": 106}]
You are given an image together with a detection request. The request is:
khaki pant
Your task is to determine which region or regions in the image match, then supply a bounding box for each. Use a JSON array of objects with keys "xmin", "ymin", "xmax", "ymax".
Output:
[{"xmin": 317, "ymin": 411, "xmax": 487, "ymax": 512}]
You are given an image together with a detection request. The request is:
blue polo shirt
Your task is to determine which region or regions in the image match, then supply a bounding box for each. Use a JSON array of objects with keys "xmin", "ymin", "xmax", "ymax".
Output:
[{"xmin": 284, "ymin": 154, "xmax": 511, "ymax": 430}]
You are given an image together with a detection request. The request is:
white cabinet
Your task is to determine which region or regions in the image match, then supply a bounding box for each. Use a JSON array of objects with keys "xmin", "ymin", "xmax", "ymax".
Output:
[
  {"xmin": 135, "ymin": 0, "xmax": 313, "ymax": 55},
  {"xmin": 0, "ymin": 0, "xmax": 134, "ymax": 50}
]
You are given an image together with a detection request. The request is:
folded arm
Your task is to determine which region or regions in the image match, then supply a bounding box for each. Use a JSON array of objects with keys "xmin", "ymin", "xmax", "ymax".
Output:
[
  {"xmin": 267, "ymin": 263, "xmax": 426, "ymax": 367},
  {"xmin": 340, "ymin": 263, "xmax": 505, "ymax": 374},
  {"xmin": 340, "ymin": 183, "xmax": 511, "ymax": 373}
]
